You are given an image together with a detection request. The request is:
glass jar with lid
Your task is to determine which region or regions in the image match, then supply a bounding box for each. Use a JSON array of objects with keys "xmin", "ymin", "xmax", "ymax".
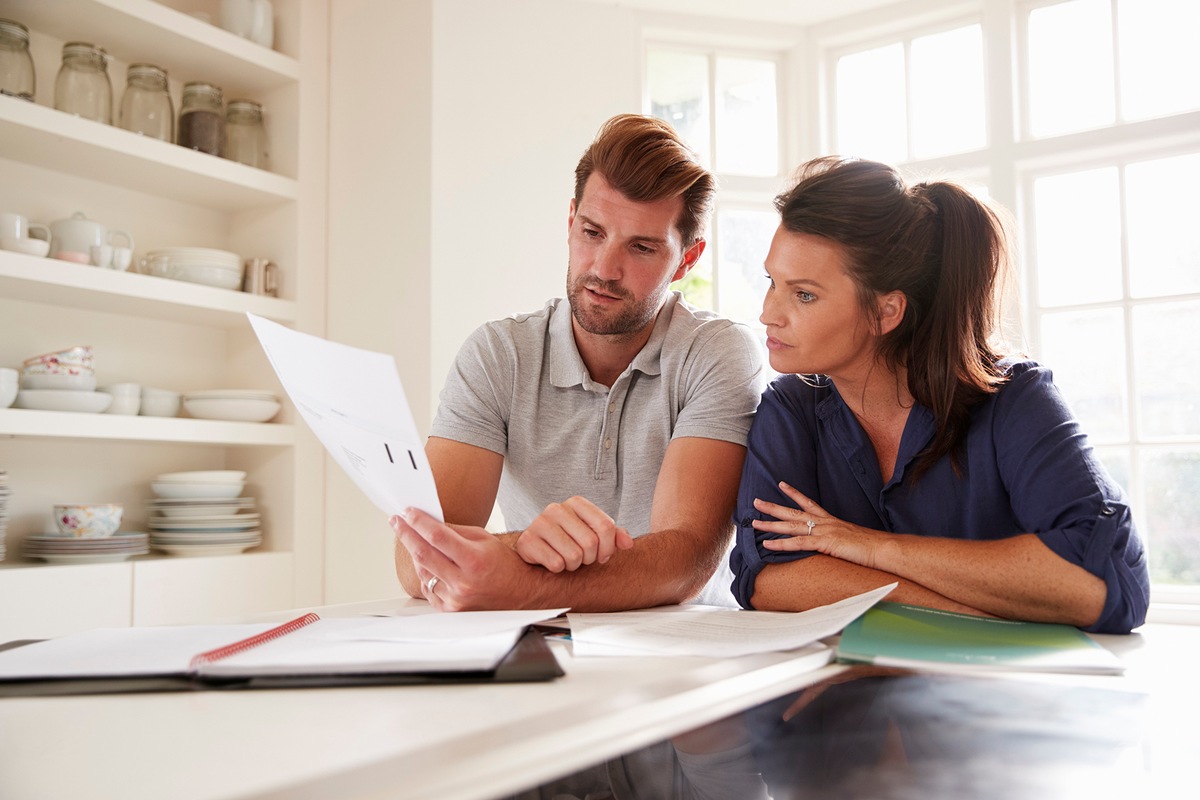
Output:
[
  {"xmin": 177, "ymin": 81, "xmax": 223, "ymax": 155},
  {"xmin": 223, "ymin": 99, "xmax": 268, "ymax": 169},
  {"xmin": 0, "ymin": 18, "xmax": 35, "ymax": 101},
  {"xmin": 119, "ymin": 63, "xmax": 173, "ymax": 142},
  {"xmin": 54, "ymin": 42, "xmax": 112, "ymax": 123}
]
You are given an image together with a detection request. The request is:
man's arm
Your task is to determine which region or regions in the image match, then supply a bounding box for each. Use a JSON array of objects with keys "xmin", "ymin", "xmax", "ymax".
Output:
[
  {"xmin": 393, "ymin": 436, "xmax": 503, "ymax": 598},
  {"xmin": 393, "ymin": 437, "xmax": 747, "ymax": 611}
]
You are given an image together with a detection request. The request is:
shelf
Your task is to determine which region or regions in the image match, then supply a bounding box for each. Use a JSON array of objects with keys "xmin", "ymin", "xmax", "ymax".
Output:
[
  {"xmin": 0, "ymin": 0, "xmax": 299, "ymax": 93},
  {"xmin": 0, "ymin": 407, "xmax": 295, "ymax": 446},
  {"xmin": 0, "ymin": 97, "xmax": 298, "ymax": 210},
  {"xmin": 0, "ymin": 250, "xmax": 297, "ymax": 326}
]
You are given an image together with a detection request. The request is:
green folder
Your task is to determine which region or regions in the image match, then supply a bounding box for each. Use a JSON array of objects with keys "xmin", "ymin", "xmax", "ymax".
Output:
[{"xmin": 836, "ymin": 602, "xmax": 1125, "ymax": 674}]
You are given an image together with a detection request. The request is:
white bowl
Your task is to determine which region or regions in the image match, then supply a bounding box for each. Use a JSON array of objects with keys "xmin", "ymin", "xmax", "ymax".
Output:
[
  {"xmin": 184, "ymin": 396, "xmax": 280, "ymax": 422},
  {"xmin": 0, "ymin": 368, "xmax": 16, "ymax": 409},
  {"xmin": 52, "ymin": 503, "xmax": 123, "ymax": 538},
  {"xmin": 20, "ymin": 372, "xmax": 98, "ymax": 391},
  {"xmin": 0, "ymin": 236, "xmax": 50, "ymax": 257},
  {"xmin": 155, "ymin": 470, "xmax": 247, "ymax": 483},
  {"xmin": 140, "ymin": 387, "xmax": 180, "ymax": 417},
  {"xmin": 151, "ymin": 481, "xmax": 245, "ymax": 500},
  {"xmin": 14, "ymin": 390, "xmax": 112, "ymax": 413}
]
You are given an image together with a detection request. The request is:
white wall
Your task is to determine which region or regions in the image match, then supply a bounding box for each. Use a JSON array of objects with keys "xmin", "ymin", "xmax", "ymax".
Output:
[{"xmin": 429, "ymin": 0, "xmax": 641, "ymax": 414}]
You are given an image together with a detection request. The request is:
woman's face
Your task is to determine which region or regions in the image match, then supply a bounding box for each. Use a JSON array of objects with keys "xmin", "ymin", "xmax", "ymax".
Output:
[{"xmin": 760, "ymin": 225, "xmax": 879, "ymax": 379}]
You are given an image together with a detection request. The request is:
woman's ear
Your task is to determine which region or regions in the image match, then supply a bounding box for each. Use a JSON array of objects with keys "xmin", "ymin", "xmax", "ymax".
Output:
[{"xmin": 877, "ymin": 291, "xmax": 907, "ymax": 336}]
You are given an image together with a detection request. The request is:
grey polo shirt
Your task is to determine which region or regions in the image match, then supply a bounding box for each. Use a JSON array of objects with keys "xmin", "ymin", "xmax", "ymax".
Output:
[{"xmin": 430, "ymin": 291, "xmax": 765, "ymax": 540}]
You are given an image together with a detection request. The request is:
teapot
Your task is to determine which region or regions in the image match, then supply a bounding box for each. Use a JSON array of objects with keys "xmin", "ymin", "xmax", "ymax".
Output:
[{"xmin": 49, "ymin": 212, "xmax": 134, "ymax": 263}]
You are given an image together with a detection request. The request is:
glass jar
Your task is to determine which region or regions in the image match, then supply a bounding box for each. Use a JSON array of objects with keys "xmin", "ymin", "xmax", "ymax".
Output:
[
  {"xmin": 54, "ymin": 42, "xmax": 112, "ymax": 123},
  {"xmin": 0, "ymin": 18, "xmax": 35, "ymax": 101},
  {"xmin": 223, "ymin": 99, "xmax": 268, "ymax": 169},
  {"xmin": 119, "ymin": 63, "xmax": 173, "ymax": 142},
  {"xmin": 177, "ymin": 81, "xmax": 223, "ymax": 155}
]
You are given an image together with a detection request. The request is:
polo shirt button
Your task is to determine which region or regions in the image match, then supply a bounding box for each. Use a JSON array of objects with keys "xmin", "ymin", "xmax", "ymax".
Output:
[
  {"xmin": 604, "ymin": 438, "xmax": 612, "ymax": 450},
  {"xmin": 608, "ymin": 403, "xmax": 615, "ymax": 413}
]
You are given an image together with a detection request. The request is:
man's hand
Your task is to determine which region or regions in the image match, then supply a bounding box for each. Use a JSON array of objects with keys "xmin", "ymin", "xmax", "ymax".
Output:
[
  {"xmin": 391, "ymin": 507, "xmax": 548, "ymax": 611},
  {"xmin": 515, "ymin": 496, "xmax": 634, "ymax": 572}
]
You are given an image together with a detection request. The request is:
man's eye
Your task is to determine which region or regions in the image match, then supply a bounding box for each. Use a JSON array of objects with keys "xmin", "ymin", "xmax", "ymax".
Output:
[
  {"xmin": 633, "ymin": 243, "xmax": 654, "ymax": 254},
  {"xmin": 583, "ymin": 227, "xmax": 601, "ymax": 238}
]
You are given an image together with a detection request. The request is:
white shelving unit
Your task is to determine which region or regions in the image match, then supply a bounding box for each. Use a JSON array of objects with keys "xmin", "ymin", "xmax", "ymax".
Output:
[{"xmin": 0, "ymin": 0, "xmax": 328, "ymax": 640}]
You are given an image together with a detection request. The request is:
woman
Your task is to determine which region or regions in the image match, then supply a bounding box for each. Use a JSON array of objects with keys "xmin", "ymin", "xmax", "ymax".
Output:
[{"xmin": 730, "ymin": 156, "xmax": 1148, "ymax": 634}]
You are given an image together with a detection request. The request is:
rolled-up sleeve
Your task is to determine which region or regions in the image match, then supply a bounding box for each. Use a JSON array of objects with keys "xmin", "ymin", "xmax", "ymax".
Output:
[{"xmin": 995, "ymin": 363, "xmax": 1149, "ymax": 634}]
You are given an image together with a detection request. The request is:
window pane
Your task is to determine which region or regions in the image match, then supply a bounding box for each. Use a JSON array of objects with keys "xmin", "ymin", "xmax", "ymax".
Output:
[
  {"xmin": 1141, "ymin": 448, "xmax": 1200, "ymax": 584},
  {"xmin": 1133, "ymin": 300, "xmax": 1200, "ymax": 438},
  {"xmin": 1094, "ymin": 446, "xmax": 1132, "ymax": 497},
  {"xmin": 716, "ymin": 209, "xmax": 776, "ymax": 325},
  {"xmin": 1027, "ymin": 0, "xmax": 1115, "ymax": 137},
  {"xmin": 1039, "ymin": 308, "xmax": 1129, "ymax": 442},
  {"xmin": 715, "ymin": 57, "xmax": 779, "ymax": 176},
  {"xmin": 835, "ymin": 43, "xmax": 906, "ymax": 163},
  {"xmin": 910, "ymin": 25, "xmax": 986, "ymax": 158},
  {"xmin": 647, "ymin": 50, "xmax": 711, "ymax": 168},
  {"xmin": 1126, "ymin": 152, "xmax": 1200, "ymax": 298},
  {"xmin": 1118, "ymin": 0, "xmax": 1200, "ymax": 121},
  {"xmin": 1032, "ymin": 168, "xmax": 1122, "ymax": 306}
]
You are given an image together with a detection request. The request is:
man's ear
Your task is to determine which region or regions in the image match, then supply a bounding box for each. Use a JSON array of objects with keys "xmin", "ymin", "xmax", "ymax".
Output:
[
  {"xmin": 877, "ymin": 290, "xmax": 907, "ymax": 336},
  {"xmin": 672, "ymin": 239, "xmax": 706, "ymax": 282},
  {"xmin": 568, "ymin": 198, "xmax": 577, "ymax": 235}
]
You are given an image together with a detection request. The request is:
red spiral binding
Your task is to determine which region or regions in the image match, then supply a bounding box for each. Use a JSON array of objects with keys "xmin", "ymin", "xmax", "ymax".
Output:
[{"xmin": 189, "ymin": 612, "xmax": 321, "ymax": 670}]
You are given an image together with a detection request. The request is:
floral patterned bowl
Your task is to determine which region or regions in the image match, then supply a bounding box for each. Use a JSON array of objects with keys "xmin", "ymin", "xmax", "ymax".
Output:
[{"xmin": 52, "ymin": 503, "xmax": 123, "ymax": 538}]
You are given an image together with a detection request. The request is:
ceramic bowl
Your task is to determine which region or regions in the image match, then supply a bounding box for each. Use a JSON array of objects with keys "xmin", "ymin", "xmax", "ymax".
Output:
[
  {"xmin": 23, "ymin": 345, "xmax": 94, "ymax": 372},
  {"xmin": 150, "ymin": 481, "xmax": 245, "ymax": 500},
  {"xmin": 140, "ymin": 387, "xmax": 180, "ymax": 417},
  {"xmin": 20, "ymin": 372, "xmax": 98, "ymax": 391},
  {"xmin": 0, "ymin": 236, "xmax": 50, "ymax": 257},
  {"xmin": 53, "ymin": 503, "xmax": 123, "ymax": 538}
]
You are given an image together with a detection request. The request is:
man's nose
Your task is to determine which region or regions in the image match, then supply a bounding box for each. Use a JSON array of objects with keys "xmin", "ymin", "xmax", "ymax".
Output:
[{"xmin": 592, "ymin": 242, "xmax": 623, "ymax": 281}]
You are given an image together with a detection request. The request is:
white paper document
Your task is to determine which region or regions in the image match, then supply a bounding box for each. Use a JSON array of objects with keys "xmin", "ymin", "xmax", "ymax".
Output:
[
  {"xmin": 247, "ymin": 314, "xmax": 442, "ymax": 521},
  {"xmin": 567, "ymin": 583, "xmax": 897, "ymax": 657}
]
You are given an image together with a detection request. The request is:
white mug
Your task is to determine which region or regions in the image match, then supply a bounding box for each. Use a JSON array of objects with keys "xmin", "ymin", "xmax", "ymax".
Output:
[
  {"xmin": 220, "ymin": 0, "xmax": 274, "ymax": 48},
  {"xmin": 0, "ymin": 211, "xmax": 50, "ymax": 241}
]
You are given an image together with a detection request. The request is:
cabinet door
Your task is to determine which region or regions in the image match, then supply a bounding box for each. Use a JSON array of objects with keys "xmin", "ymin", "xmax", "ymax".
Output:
[
  {"xmin": 0, "ymin": 563, "xmax": 132, "ymax": 640},
  {"xmin": 132, "ymin": 552, "xmax": 292, "ymax": 625}
]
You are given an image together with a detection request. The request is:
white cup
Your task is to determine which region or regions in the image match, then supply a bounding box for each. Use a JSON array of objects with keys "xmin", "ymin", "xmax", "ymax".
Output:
[
  {"xmin": 101, "ymin": 382, "xmax": 141, "ymax": 415},
  {"xmin": 0, "ymin": 211, "xmax": 51, "ymax": 242},
  {"xmin": 90, "ymin": 244, "xmax": 113, "ymax": 268},
  {"xmin": 111, "ymin": 246, "xmax": 133, "ymax": 271}
]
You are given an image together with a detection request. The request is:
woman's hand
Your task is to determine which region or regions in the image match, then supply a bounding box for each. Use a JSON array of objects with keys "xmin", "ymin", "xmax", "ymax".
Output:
[{"xmin": 752, "ymin": 481, "xmax": 892, "ymax": 570}]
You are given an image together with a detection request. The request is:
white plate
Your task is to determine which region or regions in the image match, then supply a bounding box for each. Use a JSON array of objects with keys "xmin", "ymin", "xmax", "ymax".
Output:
[
  {"xmin": 183, "ymin": 397, "xmax": 280, "ymax": 423},
  {"xmin": 150, "ymin": 481, "xmax": 245, "ymax": 500},
  {"xmin": 33, "ymin": 551, "xmax": 147, "ymax": 564},
  {"xmin": 147, "ymin": 502, "xmax": 255, "ymax": 518},
  {"xmin": 19, "ymin": 373, "xmax": 98, "ymax": 391},
  {"xmin": 149, "ymin": 518, "xmax": 261, "ymax": 532},
  {"xmin": 149, "ymin": 532, "xmax": 261, "ymax": 543},
  {"xmin": 155, "ymin": 470, "xmax": 247, "ymax": 483},
  {"xmin": 13, "ymin": 390, "xmax": 112, "ymax": 413},
  {"xmin": 152, "ymin": 541, "xmax": 260, "ymax": 557},
  {"xmin": 184, "ymin": 389, "xmax": 278, "ymax": 400}
]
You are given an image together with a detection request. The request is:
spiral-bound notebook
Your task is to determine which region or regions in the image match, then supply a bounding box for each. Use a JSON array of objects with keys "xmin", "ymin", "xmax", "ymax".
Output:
[{"xmin": 0, "ymin": 609, "xmax": 566, "ymax": 696}]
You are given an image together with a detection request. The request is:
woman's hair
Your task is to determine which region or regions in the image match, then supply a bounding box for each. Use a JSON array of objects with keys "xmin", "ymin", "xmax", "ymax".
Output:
[
  {"xmin": 775, "ymin": 156, "xmax": 1014, "ymax": 477},
  {"xmin": 574, "ymin": 114, "xmax": 715, "ymax": 246}
]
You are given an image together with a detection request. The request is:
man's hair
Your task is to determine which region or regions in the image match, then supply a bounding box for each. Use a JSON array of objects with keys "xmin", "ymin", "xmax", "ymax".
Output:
[{"xmin": 574, "ymin": 114, "xmax": 715, "ymax": 246}]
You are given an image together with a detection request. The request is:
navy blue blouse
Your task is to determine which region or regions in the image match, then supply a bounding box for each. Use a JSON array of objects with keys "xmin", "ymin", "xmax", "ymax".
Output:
[{"xmin": 729, "ymin": 360, "xmax": 1150, "ymax": 634}]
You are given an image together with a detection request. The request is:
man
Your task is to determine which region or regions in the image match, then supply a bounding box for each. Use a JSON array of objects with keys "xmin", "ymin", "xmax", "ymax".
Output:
[{"xmin": 392, "ymin": 113, "xmax": 765, "ymax": 612}]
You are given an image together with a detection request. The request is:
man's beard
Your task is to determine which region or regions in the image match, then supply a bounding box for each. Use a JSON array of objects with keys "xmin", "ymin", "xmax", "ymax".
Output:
[{"xmin": 567, "ymin": 267, "xmax": 664, "ymax": 337}]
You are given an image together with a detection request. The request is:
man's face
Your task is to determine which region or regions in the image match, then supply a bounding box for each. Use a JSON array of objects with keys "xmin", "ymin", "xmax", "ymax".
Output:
[{"xmin": 566, "ymin": 172, "xmax": 703, "ymax": 338}]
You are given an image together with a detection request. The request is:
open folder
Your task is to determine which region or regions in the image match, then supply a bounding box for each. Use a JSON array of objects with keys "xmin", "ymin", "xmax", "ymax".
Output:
[{"xmin": 0, "ymin": 609, "xmax": 567, "ymax": 697}]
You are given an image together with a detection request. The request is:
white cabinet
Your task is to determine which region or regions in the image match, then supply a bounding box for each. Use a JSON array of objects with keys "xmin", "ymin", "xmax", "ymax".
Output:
[{"xmin": 0, "ymin": 0, "xmax": 328, "ymax": 639}]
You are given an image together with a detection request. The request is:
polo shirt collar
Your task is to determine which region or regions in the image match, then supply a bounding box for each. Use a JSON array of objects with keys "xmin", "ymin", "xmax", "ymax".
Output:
[{"xmin": 548, "ymin": 293, "xmax": 678, "ymax": 389}]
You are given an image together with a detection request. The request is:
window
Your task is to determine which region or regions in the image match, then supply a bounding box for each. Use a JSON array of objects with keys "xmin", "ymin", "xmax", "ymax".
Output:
[
  {"xmin": 818, "ymin": 0, "xmax": 1200, "ymax": 608},
  {"xmin": 645, "ymin": 45, "xmax": 783, "ymax": 329}
]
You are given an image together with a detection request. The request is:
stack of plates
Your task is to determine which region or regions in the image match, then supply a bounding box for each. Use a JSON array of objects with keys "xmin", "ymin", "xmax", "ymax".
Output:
[
  {"xmin": 142, "ymin": 247, "xmax": 244, "ymax": 291},
  {"xmin": 0, "ymin": 470, "xmax": 8, "ymax": 561},
  {"xmin": 24, "ymin": 532, "xmax": 149, "ymax": 565},
  {"xmin": 147, "ymin": 470, "xmax": 261, "ymax": 556},
  {"xmin": 183, "ymin": 389, "xmax": 280, "ymax": 423}
]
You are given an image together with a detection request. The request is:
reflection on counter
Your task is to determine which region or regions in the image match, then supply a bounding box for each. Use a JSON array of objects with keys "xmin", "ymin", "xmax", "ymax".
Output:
[{"xmin": 509, "ymin": 669, "xmax": 1150, "ymax": 800}]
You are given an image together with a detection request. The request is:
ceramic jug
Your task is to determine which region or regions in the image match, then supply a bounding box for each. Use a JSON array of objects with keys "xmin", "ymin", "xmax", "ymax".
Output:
[{"xmin": 49, "ymin": 211, "xmax": 134, "ymax": 262}]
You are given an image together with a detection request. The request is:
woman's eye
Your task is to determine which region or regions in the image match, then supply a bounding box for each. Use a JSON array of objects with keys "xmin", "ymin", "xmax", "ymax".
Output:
[{"xmin": 797, "ymin": 291, "xmax": 816, "ymax": 303}]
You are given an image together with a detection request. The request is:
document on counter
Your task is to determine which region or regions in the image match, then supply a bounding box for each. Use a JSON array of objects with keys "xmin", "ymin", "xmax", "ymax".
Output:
[
  {"xmin": 567, "ymin": 583, "xmax": 897, "ymax": 657},
  {"xmin": 247, "ymin": 314, "xmax": 442, "ymax": 521}
]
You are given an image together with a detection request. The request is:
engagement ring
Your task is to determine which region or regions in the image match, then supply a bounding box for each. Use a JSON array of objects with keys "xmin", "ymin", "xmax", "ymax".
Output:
[{"xmin": 806, "ymin": 519, "xmax": 816, "ymax": 533}]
